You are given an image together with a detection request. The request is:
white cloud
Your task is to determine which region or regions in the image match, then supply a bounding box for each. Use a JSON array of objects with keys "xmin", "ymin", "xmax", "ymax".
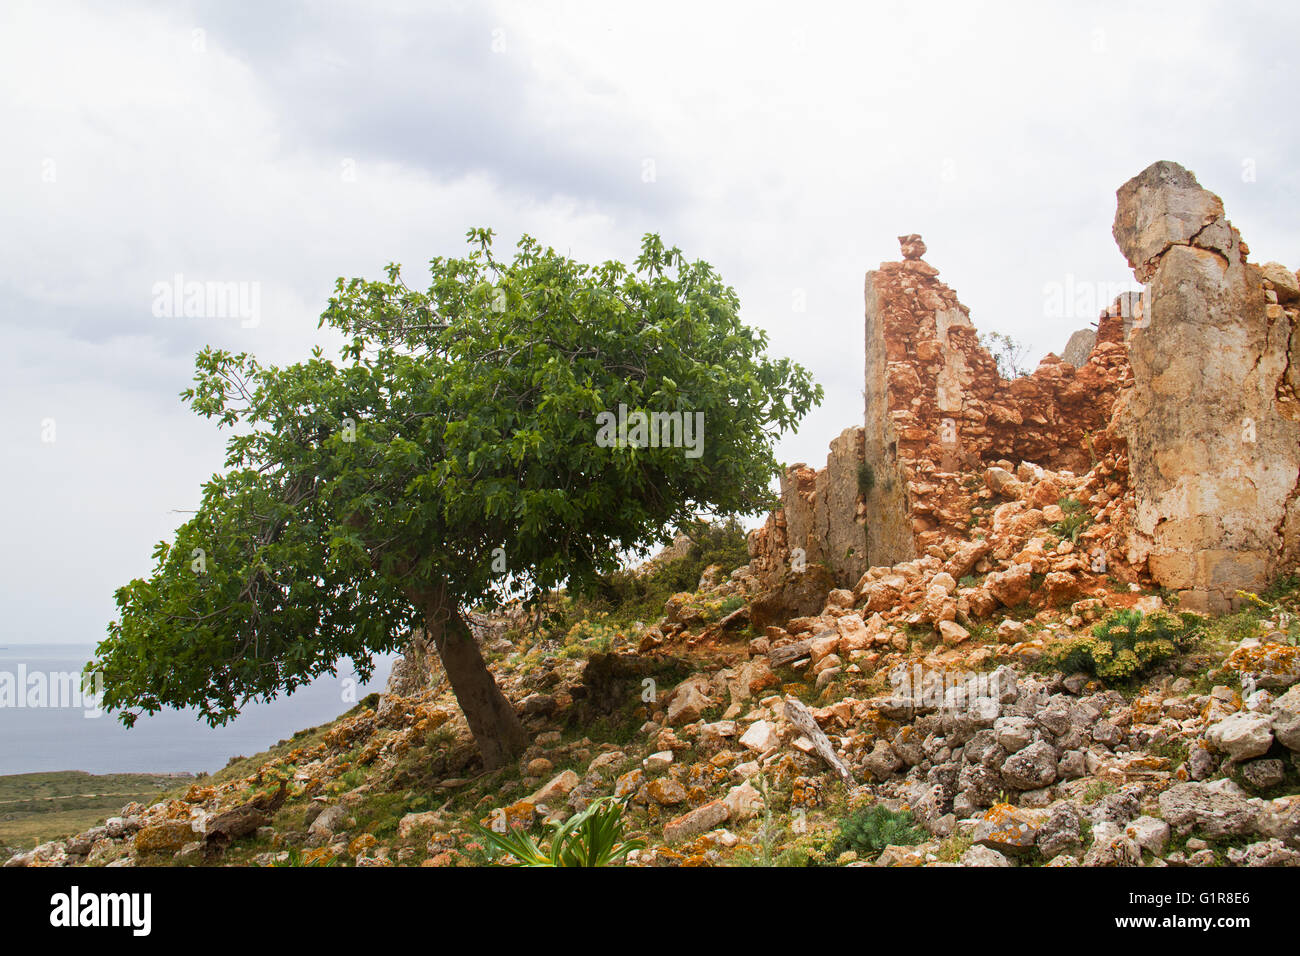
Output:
[{"xmin": 2, "ymin": 0, "xmax": 1297, "ymax": 646}]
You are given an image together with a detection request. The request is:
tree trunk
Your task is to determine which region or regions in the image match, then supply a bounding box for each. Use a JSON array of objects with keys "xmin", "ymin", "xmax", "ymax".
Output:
[{"xmin": 415, "ymin": 585, "xmax": 528, "ymax": 770}]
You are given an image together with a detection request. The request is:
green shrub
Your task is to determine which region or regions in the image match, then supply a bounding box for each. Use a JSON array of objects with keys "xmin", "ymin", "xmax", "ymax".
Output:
[
  {"xmin": 559, "ymin": 613, "xmax": 619, "ymax": 657},
  {"xmin": 831, "ymin": 805, "xmax": 925, "ymax": 858},
  {"xmin": 571, "ymin": 518, "xmax": 751, "ymax": 625},
  {"xmin": 1042, "ymin": 609, "xmax": 1202, "ymax": 683}
]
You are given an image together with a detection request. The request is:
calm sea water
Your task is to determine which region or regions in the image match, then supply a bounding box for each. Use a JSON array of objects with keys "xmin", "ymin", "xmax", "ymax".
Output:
[{"xmin": 0, "ymin": 644, "xmax": 397, "ymax": 775}]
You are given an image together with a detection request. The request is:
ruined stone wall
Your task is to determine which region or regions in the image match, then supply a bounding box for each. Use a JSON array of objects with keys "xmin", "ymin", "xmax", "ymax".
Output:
[
  {"xmin": 751, "ymin": 237, "xmax": 1130, "ymax": 587},
  {"xmin": 751, "ymin": 162, "xmax": 1300, "ymax": 612},
  {"xmin": 859, "ymin": 234, "xmax": 1130, "ymax": 561},
  {"xmin": 1113, "ymin": 161, "xmax": 1300, "ymax": 612},
  {"xmin": 748, "ymin": 426, "xmax": 868, "ymax": 588}
]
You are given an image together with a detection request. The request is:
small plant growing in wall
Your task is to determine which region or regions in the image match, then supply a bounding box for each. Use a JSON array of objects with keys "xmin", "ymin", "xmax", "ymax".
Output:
[
  {"xmin": 979, "ymin": 330, "xmax": 1030, "ymax": 379},
  {"xmin": 857, "ymin": 461, "xmax": 876, "ymax": 496}
]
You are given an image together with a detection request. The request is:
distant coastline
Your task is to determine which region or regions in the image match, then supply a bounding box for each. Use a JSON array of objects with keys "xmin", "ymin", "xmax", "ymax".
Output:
[{"xmin": 0, "ymin": 643, "xmax": 395, "ymax": 776}]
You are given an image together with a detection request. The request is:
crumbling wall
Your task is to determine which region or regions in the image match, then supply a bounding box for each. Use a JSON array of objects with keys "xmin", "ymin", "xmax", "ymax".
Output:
[
  {"xmin": 752, "ymin": 163, "xmax": 1300, "ymax": 612},
  {"xmin": 1113, "ymin": 161, "xmax": 1300, "ymax": 612},
  {"xmin": 748, "ymin": 426, "xmax": 868, "ymax": 588},
  {"xmin": 859, "ymin": 234, "xmax": 1130, "ymax": 561}
]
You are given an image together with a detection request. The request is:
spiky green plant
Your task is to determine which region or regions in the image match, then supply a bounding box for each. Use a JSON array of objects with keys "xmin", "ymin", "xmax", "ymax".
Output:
[
  {"xmin": 1051, "ymin": 497, "xmax": 1091, "ymax": 544},
  {"xmin": 474, "ymin": 796, "xmax": 644, "ymax": 867}
]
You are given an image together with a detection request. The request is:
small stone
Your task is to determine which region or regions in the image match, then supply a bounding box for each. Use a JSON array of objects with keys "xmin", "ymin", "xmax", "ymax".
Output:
[
  {"xmin": 642, "ymin": 751, "xmax": 673, "ymax": 773},
  {"xmin": 1125, "ymin": 816, "xmax": 1171, "ymax": 857},
  {"xmin": 647, "ymin": 778, "xmax": 687, "ymax": 806},
  {"xmin": 739, "ymin": 720, "xmax": 780, "ymax": 752},
  {"xmin": 960, "ymin": 844, "xmax": 1011, "ymax": 867},
  {"xmin": 939, "ymin": 620, "xmax": 970, "ymax": 646},
  {"xmin": 722, "ymin": 781, "xmax": 764, "ymax": 822},
  {"xmin": 529, "ymin": 770, "xmax": 580, "ymax": 806},
  {"xmin": 1239, "ymin": 758, "xmax": 1286, "ymax": 790},
  {"xmin": 663, "ymin": 801, "xmax": 730, "ymax": 843}
]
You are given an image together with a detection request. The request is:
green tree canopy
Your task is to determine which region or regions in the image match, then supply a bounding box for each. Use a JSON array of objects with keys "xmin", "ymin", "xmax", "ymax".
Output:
[{"xmin": 91, "ymin": 230, "xmax": 821, "ymax": 767}]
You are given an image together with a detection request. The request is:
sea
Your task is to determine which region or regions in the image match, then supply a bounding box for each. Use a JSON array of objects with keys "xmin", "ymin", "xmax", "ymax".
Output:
[{"xmin": 0, "ymin": 643, "xmax": 398, "ymax": 776}]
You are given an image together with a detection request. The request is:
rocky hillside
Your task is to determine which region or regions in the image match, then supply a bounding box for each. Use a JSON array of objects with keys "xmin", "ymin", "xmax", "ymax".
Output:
[{"xmin": 7, "ymin": 471, "xmax": 1299, "ymax": 868}]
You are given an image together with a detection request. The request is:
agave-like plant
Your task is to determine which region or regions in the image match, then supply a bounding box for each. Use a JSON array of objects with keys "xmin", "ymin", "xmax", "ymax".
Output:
[{"xmin": 474, "ymin": 795, "xmax": 645, "ymax": 866}]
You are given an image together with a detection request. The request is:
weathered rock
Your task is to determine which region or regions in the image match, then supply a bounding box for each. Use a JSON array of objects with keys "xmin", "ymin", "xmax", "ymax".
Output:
[
  {"xmin": 1061, "ymin": 328, "xmax": 1097, "ymax": 368},
  {"xmin": 1271, "ymin": 684, "xmax": 1300, "ymax": 751},
  {"xmin": 1037, "ymin": 801, "xmax": 1084, "ymax": 859},
  {"xmin": 642, "ymin": 751, "xmax": 673, "ymax": 773},
  {"xmin": 666, "ymin": 678, "xmax": 713, "ymax": 726},
  {"xmin": 960, "ymin": 844, "xmax": 1011, "ymax": 867},
  {"xmin": 1205, "ymin": 710, "xmax": 1274, "ymax": 761},
  {"xmin": 65, "ymin": 827, "xmax": 106, "ymax": 857},
  {"xmin": 529, "ymin": 770, "xmax": 580, "ymax": 806},
  {"xmin": 104, "ymin": 816, "xmax": 142, "ymax": 839},
  {"xmin": 1257, "ymin": 796, "xmax": 1300, "ymax": 848},
  {"xmin": 749, "ymin": 565, "xmax": 840, "ymax": 630},
  {"xmin": 662, "ymin": 800, "xmax": 730, "ymax": 844},
  {"xmin": 1226, "ymin": 839, "xmax": 1300, "ymax": 866},
  {"xmin": 1157, "ymin": 780, "xmax": 1257, "ymax": 839},
  {"xmin": 1000, "ymin": 741, "xmax": 1058, "ymax": 790},
  {"xmin": 1090, "ymin": 786, "xmax": 1142, "ymax": 826},
  {"xmin": 986, "ymin": 564, "xmax": 1033, "ymax": 608},
  {"xmin": 739, "ymin": 720, "xmax": 780, "ymax": 753},
  {"xmin": 1226, "ymin": 642, "xmax": 1300, "ymax": 690},
  {"xmin": 1239, "ymin": 758, "xmax": 1286, "ymax": 790},
  {"xmin": 647, "ymin": 778, "xmax": 687, "ymax": 806},
  {"xmin": 973, "ymin": 803, "xmax": 1047, "ymax": 855},
  {"xmin": 134, "ymin": 821, "xmax": 196, "ymax": 855},
  {"xmin": 1125, "ymin": 816, "xmax": 1171, "ymax": 857},
  {"xmin": 938, "ymin": 620, "xmax": 970, "ymax": 646},
  {"xmin": 613, "ymin": 768, "xmax": 645, "ymax": 799},
  {"xmin": 994, "ymin": 716, "xmax": 1036, "ymax": 753},
  {"xmin": 861, "ymin": 740, "xmax": 903, "ymax": 782},
  {"xmin": 1083, "ymin": 821, "xmax": 1141, "ymax": 867},
  {"xmin": 1114, "ymin": 161, "xmax": 1300, "ymax": 612},
  {"xmin": 956, "ymin": 763, "xmax": 1003, "ymax": 810},
  {"xmin": 722, "ymin": 781, "xmax": 764, "ymax": 822},
  {"xmin": 985, "ymin": 467, "xmax": 1024, "ymax": 500}
]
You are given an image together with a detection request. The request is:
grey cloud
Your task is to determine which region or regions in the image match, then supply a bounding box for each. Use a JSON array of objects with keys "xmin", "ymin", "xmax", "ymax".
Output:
[{"xmin": 173, "ymin": 0, "xmax": 683, "ymax": 213}]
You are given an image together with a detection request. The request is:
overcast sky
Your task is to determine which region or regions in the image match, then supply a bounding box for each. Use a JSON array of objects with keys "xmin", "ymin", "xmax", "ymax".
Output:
[{"xmin": 3, "ymin": 0, "xmax": 1297, "ymax": 645}]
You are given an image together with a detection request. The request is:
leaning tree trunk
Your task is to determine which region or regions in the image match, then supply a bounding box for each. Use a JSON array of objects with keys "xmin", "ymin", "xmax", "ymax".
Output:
[{"xmin": 415, "ymin": 586, "xmax": 528, "ymax": 769}]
